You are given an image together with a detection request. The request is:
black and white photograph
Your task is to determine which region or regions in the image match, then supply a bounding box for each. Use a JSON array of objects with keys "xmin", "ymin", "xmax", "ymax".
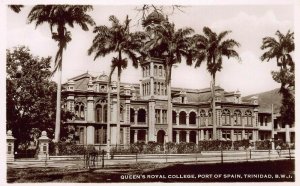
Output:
[{"xmin": 2, "ymin": 0, "xmax": 298, "ymax": 184}]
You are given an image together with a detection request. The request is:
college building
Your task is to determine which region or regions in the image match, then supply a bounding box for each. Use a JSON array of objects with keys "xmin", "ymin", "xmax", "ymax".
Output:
[
  {"xmin": 61, "ymin": 11, "xmax": 294, "ymax": 149},
  {"xmin": 62, "ymin": 54, "xmax": 271, "ymax": 148}
]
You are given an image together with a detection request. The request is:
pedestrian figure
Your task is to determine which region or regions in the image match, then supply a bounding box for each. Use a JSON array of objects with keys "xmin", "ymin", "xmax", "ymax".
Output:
[{"xmin": 276, "ymin": 145, "xmax": 281, "ymax": 157}]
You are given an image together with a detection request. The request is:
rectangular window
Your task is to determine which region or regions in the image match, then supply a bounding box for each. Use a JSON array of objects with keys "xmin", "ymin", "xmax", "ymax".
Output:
[
  {"xmin": 94, "ymin": 127, "xmax": 107, "ymax": 144},
  {"xmin": 245, "ymin": 130, "xmax": 253, "ymax": 140},
  {"xmin": 162, "ymin": 110, "xmax": 167, "ymax": 124},
  {"xmin": 78, "ymin": 127, "xmax": 85, "ymax": 144},
  {"xmin": 234, "ymin": 130, "xmax": 242, "ymax": 141},
  {"xmin": 264, "ymin": 116, "xmax": 268, "ymax": 126},
  {"xmin": 222, "ymin": 130, "xmax": 231, "ymax": 140},
  {"xmin": 260, "ymin": 115, "xmax": 264, "ymax": 126},
  {"xmin": 155, "ymin": 109, "xmax": 160, "ymax": 124}
]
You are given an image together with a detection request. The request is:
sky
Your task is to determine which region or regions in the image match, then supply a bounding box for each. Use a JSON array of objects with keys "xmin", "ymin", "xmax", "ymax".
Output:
[{"xmin": 5, "ymin": 1, "xmax": 295, "ymax": 96}]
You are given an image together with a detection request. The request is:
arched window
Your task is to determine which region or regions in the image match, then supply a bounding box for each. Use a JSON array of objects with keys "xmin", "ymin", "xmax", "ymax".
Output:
[
  {"xmin": 157, "ymin": 130, "xmax": 165, "ymax": 144},
  {"xmin": 172, "ymin": 111, "xmax": 177, "ymax": 124},
  {"xmin": 138, "ymin": 109, "xmax": 146, "ymax": 123},
  {"xmin": 222, "ymin": 109, "xmax": 231, "ymax": 125},
  {"xmin": 130, "ymin": 108, "xmax": 135, "ymax": 123},
  {"xmin": 154, "ymin": 82, "xmax": 157, "ymax": 95},
  {"xmin": 234, "ymin": 110, "xmax": 242, "ymax": 125},
  {"xmin": 245, "ymin": 110, "xmax": 252, "ymax": 126},
  {"xmin": 75, "ymin": 102, "xmax": 85, "ymax": 120},
  {"xmin": 103, "ymin": 104, "xmax": 108, "ymax": 122},
  {"xmin": 179, "ymin": 111, "xmax": 186, "ymax": 125},
  {"xmin": 95, "ymin": 104, "xmax": 102, "ymax": 122},
  {"xmin": 154, "ymin": 65, "xmax": 157, "ymax": 76},
  {"xmin": 200, "ymin": 110, "xmax": 206, "ymax": 126},
  {"xmin": 157, "ymin": 82, "xmax": 160, "ymax": 95},
  {"xmin": 189, "ymin": 112, "xmax": 196, "ymax": 125}
]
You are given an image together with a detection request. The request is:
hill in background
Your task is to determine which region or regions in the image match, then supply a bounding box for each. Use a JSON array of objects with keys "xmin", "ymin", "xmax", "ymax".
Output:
[{"xmin": 243, "ymin": 88, "xmax": 282, "ymax": 113}]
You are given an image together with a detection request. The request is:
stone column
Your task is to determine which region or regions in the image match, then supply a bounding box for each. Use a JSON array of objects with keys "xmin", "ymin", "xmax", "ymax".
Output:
[
  {"xmin": 205, "ymin": 130, "xmax": 209, "ymax": 140},
  {"xmin": 196, "ymin": 131, "xmax": 199, "ymax": 144},
  {"xmin": 160, "ymin": 110, "xmax": 163, "ymax": 124},
  {"xmin": 87, "ymin": 96, "xmax": 94, "ymax": 122},
  {"xmin": 186, "ymin": 131, "xmax": 190, "ymax": 143},
  {"xmin": 242, "ymin": 130, "xmax": 245, "ymax": 140},
  {"xmin": 231, "ymin": 129, "xmax": 234, "ymax": 141},
  {"xmin": 200, "ymin": 130, "xmax": 204, "ymax": 140},
  {"xmin": 134, "ymin": 110, "xmax": 138, "ymax": 125},
  {"xmin": 112, "ymin": 98, "xmax": 117, "ymax": 123},
  {"xmin": 7, "ymin": 130, "xmax": 15, "ymax": 162},
  {"xmin": 176, "ymin": 113, "xmax": 179, "ymax": 125},
  {"xmin": 176, "ymin": 131, "xmax": 180, "ymax": 143},
  {"xmin": 86, "ymin": 125, "xmax": 95, "ymax": 144},
  {"xmin": 285, "ymin": 124, "xmax": 290, "ymax": 143},
  {"xmin": 148, "ymin": 100, "xmax": 156, "ymax": 141},
  {"xmin": 145, "ymin": 130, "xmax": 148, "ymax": 143},
  {"xmin": 186, "ymin": 115, "xmax": 189, "ymax": 126},
  {"xmin": 38, "ymin": 131, "xmax": 49, "ymax": 160},
  {"xmin": 134, "ymin": 130, "xmax": 138, "ymax": 143}
]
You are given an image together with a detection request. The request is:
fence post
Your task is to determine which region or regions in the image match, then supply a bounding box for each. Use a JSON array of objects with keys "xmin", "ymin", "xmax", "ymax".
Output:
[
  {"xmin": 268, "ymin": 148, "xmax": 271, "ymax": 161},
  {"xmin": 165, "ymin": 151, "xmax": 168, "ymax": 163},
  {"xmin": 221, "ymin": 148, "xmax": 223, "ymax": 164},
  {"xmin": 250, "ymin": 149, "xmax": 251, "ymax": 159},
  {"xmin": 44, "ymin": 153, "xmax": 47, "ymax": 167},
  {"xmin": 38, "ymin": 131, "xmax": 49, "ymax": 161},
  {"xmin": 136, "ymin": 152, "xmax": 138, "ymax": 163},
  {"xmin": 288, "ymin": 147, "xmax": 291, "ymax": 161},
  {"xmin": 102, "ymin": 150, "xmax": 105, "ymax": 168},
  {"xmin": 6, "ymin": 130, "xmax": 16, "ymax": 162}
]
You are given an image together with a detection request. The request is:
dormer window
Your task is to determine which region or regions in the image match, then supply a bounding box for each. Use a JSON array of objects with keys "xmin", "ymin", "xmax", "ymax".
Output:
[
  {"xmin": 95, "ymin": 84, "xmax": 99, "ymax": 92},
  {"xmin": 159, "ymin": 66, "xmax": 162, "ymax": 76},
  {"xmin": 101, "ymin": 85, "xmax": 106, "ymax": 91}
]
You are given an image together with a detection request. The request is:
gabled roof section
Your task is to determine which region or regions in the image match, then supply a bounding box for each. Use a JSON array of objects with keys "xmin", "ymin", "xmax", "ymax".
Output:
[{"xmin": 67, "ymin": 72, "xmax": 93, "ymax": 91}]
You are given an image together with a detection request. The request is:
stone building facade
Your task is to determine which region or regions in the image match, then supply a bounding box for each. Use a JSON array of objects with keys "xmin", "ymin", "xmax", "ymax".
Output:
[{"xmin": 62, "ymin": 56, "xmax": 261, "ymax": 149}]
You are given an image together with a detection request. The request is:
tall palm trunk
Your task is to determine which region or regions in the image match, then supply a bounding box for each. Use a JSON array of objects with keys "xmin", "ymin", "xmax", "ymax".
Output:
[
  {"xmin": 211, "ymin": 74, "xmax": 217, "ymax": 140},
  {"xmin": 54, "ymin": 50, "xmax": 63, "ymax": 142},
  {"xmin": 166, "ymin": 64, "xmax": 173, "ymax": 142},
  {"xmin": 107, "ymin": 69, "xmax": 114, "ymax": 153},
  {"xmin": 116, "ymin": 66, "xmax": 121, "ymax": 146}
]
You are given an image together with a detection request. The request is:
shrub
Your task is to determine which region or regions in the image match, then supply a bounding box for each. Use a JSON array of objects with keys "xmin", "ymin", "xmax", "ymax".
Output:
[
  {"xmin": 233, "ymin": 139, "xmax": 250, "ymax": 150},
  {"xmin": 255, "ymin": 140, "xmax": 271, "ymax": 150},
  {"xmin": 49, "ymin": 141, "xmax": 88, "ymax": 155}
]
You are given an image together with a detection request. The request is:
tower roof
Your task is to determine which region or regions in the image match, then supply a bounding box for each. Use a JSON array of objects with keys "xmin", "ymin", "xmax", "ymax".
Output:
[{"xmin": 142, "ymin": 10, "xmax": 165, "ymax": 27}]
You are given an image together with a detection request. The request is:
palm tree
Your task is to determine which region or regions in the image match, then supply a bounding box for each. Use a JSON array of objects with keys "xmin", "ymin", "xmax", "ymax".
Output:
[
  {"xmin": 261, "ymin": 30, "xmax": 294, "ymax": 140},
  {"xmin": 193, "ymin": 27, "xmax": 240, "ymax": 140},
  {"xmin": 88, "ymin": 15, "xmax": 144, "ymax": 146},
  {"xmin": 261, "ymin": 30, "xmax": 294, "ymax": 91},
  {"xmin": 144, "ymin": 19, "xmax": 194, "ymax": 142},
  {"xmin": 28, "ymin": 5, "xmax": 95, "ymax": 142},
  {"xmin": 8, "ymin": 5, "xmax": 23, "ymax": 13}
]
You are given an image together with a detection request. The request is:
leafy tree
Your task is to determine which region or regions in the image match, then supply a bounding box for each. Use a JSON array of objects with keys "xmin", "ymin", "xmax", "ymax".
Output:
[
  {"xmin": 261, "ymin": 30, "xmax": 295, "ymax": 128},
  {"xmin": 88, "ymin": 15, "xmax": 145, "ymax": 145},
  {"xmin": 7, "ymin": 46, "xmax": 56, "ymax": 145},
  {"xmin": 193, "ymin": 27, "xmax": 240, "ymax": 139},
  {"xmin": 143, "ymin": 18, "xmax": 194, "ymax": 141},
  {"xmin": 27, "ymin": 5, "xmax": 95, "ymax": 142}
]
